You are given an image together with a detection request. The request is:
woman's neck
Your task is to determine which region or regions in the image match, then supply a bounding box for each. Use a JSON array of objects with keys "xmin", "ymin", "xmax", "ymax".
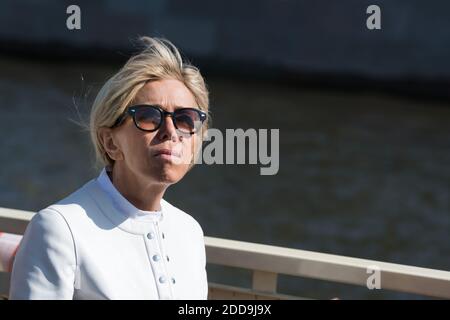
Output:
[{"xmin": 109, "ymin": 165, "xmax": 167, "ymax": 212}]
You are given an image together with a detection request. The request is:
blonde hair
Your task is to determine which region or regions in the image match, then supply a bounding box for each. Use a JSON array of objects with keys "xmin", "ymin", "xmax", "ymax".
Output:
[{"xmin": 89, "ymin": 36, "xmax": 210, "ymax": 168}]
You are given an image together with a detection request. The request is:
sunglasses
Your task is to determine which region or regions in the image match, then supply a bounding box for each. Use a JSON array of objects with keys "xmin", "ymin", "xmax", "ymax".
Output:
[{"xmin": 112, "ymin": 104, "xmax": 207, "ymax": 134}]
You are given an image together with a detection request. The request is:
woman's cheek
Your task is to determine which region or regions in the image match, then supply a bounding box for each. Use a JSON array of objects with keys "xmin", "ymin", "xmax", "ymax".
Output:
[{"xmin": 176, "ymin": 141, "xmax": 194, "ymax": 165}]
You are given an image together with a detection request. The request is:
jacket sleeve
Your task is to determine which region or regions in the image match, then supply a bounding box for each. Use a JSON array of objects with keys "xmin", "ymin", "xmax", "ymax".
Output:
[
  {"xmin": 199, "ymin": 238, "xmax": 208, "ymax": 300},
  {"xmin": 9, "ymin": 208, "xmax": 77, "ymax": 300},
  {"xmin": 195, "ymin": 221, "xmax": 208, "ymax": 300}
]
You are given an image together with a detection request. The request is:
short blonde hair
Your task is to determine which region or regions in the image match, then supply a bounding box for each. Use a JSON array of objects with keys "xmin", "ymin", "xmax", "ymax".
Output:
[{"xmin": 89, "ymin": 37, "xmax": 210, "ymax": 168}]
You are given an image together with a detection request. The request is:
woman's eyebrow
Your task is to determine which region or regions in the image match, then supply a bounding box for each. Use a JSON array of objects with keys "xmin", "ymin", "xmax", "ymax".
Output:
[
  {"xmin": 140, "ymin": 102, "xmax": 167, "ymax": 110},
  {"xmin": 149, "ymin": 103, "xmax": 192, "ymax": 111},
  {"xmin": 138, "ymin": 101, "xmax": 200, "ymax": 112},
  {"xmin": 173, "ymin": 105, "xmax": 189, "ymax": 110}
]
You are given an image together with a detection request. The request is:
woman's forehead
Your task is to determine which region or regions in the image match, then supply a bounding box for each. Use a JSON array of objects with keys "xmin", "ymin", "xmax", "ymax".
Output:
[{"xmin": 134, "ymin": 79, "xmax": 197, "ymax": 109}]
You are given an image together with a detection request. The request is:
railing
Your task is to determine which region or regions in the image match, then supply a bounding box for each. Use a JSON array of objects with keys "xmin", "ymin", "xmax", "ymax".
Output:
[{"xmin": 1, "ymin": 207, "xmax": 450, "ymax": 299}]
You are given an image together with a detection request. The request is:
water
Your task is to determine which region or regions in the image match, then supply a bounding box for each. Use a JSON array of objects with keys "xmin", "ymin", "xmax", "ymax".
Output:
[{"xmin": 1, "ymin": 56, "xmax": 449, "ymax": 299}]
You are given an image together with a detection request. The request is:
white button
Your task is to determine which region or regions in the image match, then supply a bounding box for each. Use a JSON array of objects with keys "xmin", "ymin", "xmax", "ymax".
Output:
[
  {"xmin": 147, "ymin": 232, "xmax": 155, "ymax": 239},
  {"xmin": 152, "ymin": 254, "xmax": 161, "ymax": 262},
  {"xmin": 159, "ymin": 276, "xmax": 166, "ymax": 284}
]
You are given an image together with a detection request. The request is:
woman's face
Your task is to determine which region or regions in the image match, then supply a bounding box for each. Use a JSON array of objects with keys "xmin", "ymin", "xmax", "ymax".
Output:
[{"xmin": 111, "ymin": 79, "xmax": 200, "ymax": 186}]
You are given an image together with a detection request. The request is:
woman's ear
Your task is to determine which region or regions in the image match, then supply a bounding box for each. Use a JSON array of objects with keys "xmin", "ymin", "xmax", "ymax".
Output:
[{"xmin": 98, "ymin": 127, "xmax": 124, "ymax": 161}]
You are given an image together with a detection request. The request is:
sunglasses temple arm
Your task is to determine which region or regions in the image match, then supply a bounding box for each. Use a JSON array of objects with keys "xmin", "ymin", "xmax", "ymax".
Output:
[{"xmin": 111, "ymin": 112, "xmax": 128, "ymax": 128}]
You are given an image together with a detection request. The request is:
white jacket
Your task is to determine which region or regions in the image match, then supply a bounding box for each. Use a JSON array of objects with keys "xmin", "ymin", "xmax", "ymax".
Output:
[{"xmin": 9, "ymin": 177, "xmax": 208, "ymax": 300}]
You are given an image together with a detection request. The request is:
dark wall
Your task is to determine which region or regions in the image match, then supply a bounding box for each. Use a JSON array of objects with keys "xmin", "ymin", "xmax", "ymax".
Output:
[{"xmin": 0, "ymin": 0, "xmax": 449, "ymax": 85}]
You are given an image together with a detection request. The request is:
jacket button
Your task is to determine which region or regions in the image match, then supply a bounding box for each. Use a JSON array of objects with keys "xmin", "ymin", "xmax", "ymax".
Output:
[
  {"xmin": 159, "ymin": 276, "xmax": 166, "ymax": 284},
  {"xmin": 171, "ymin": 277, "xmax": 176, "ymax": 284},
  {"xmin": 166, "ymin": 255, "xmax": 170, "ymax": 262},
  {"xmin": 162, "ymin": 232, "xmax": 165, "ymax": 239},
  {"xmin": 152, "ymin": 254, "xmax": 161, "ymax": 262},
  {"xmin": 147, "ymin": 232, "xmax": 155, "ymax": 240}
]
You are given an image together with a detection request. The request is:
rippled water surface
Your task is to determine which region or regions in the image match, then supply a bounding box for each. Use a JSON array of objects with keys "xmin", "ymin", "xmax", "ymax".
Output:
[{"xmin": 1, "ymin": 57, "xmax": 449, "ymax": 299}]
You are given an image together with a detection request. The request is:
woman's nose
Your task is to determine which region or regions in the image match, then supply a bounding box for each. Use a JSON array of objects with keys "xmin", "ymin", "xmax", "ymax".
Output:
[{"xmin": 157, "ymin": 114, "xmax": 179, "ymax": 141}]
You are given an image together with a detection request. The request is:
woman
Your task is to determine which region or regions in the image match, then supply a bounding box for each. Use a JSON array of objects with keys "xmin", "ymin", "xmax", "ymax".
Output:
[{"xmin": 9, "ymin": 37, "xmax": 210, "ymax": 300}]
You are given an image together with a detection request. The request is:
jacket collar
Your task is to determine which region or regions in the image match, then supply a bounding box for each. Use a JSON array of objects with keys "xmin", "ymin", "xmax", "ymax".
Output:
[
  {"xmin": 83, "ymin": 179, "xmax": 171, "ymax": 235},
  {"xmin": 96, "ymin": 168, "xmax": 163, "ymax": 222}
]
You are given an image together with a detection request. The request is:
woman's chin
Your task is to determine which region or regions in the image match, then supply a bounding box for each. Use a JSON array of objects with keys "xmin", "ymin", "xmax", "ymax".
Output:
[{"xmin": 147, "ymin": 166, "xmax": 184, "ymax": 185}]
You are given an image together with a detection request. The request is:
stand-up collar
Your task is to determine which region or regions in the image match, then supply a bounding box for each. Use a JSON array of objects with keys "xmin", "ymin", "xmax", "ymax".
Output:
[
  {"xmin": 83, "ymin": 178, "xmax": 171, "ymax": 235},
  {"xmin": 96, "ymin": 167, "xmax": 163, "ymax": 222}
]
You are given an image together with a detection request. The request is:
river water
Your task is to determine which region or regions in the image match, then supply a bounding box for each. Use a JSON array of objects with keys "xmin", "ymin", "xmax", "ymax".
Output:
[{"xmin": 1, "ymin": 56, "xmax": 449, "ymax": 299}]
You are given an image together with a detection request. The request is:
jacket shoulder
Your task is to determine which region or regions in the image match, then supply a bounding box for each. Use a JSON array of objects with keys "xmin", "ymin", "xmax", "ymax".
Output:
[
  {"xmin": 162, "ymin": 199, "xmax": 204, "ymax": 237},
  {"xmin": 37, "ymin": 179, "xmax": 107, "ymax": 233}
]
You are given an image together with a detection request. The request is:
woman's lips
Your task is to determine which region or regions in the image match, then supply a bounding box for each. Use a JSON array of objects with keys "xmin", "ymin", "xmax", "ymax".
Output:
[{"xmin": 153, "ymin": 149, "xmax": 181, "ymax": 159}]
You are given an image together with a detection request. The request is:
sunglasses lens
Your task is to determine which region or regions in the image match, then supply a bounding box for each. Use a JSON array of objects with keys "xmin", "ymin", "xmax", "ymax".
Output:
[
  {"xmin": 134, "ymin": 107, "xmax": 161, "ymax": 131},
  {"xmin": 174, "ymin": 109, "xmax": 203, "ymax": 133}
]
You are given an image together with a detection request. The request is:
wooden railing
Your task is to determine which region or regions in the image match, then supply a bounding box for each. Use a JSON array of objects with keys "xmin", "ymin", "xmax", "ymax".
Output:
[{"xmin": 1, "ymin": 207, "xmax": 450, "ymax": 299}]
